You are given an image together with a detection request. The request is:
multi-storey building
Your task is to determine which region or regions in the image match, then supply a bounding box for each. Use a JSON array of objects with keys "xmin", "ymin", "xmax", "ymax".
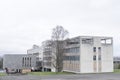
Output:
[
  {"xmin": 63, "ymin": 36, "xmax": 113, "ymax": 73},
  {"xmin": 42, "ymin": 40, "xmax": 55, "ymax": 72},
  {"xmin": 26, "ymin": 36, "xmax": 113, "ymax": 73},
  {"xmin": 27, "ymin": 45, "xmax": 43, "ymax": 71},
  {"xmin": 27, "ymin": 45, "xmax": 43, "ymax": 61}
]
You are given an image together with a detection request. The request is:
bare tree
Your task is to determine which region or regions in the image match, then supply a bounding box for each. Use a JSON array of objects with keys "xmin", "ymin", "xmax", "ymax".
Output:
[{"xmin": 51, "ymin": 25, "xmax": 69, "ymax": 72}]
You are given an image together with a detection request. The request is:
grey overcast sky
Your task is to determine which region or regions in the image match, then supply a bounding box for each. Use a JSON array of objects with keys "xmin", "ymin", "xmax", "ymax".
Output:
[{"xmin": 0, "ymin": 0, "xmax": 120, "ymax": 56}]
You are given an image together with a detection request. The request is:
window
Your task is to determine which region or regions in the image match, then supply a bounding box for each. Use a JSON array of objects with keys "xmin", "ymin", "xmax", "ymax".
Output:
[
  {"xmin": 66, "ymin": 38, "xmax": 80, "ymax": 46},
  {"xmin": 98, "ymin": 47, "xmax": 101, "ymax": 53},
  {"xmin": 82, "ymin": 38, "xmax": 93, "ymax": 44},
  {"xmin": 101, "ymin": 39, "xmax": 105, "ymax": 44},
  {"xmin": 67, "ymin": 42, "xmax": 79, "ymax": 45},
  {"xmin": 106, "ymin": 39, "xmax": 112, "ymax": 44},
  {"xmin": 76, "ymin": 47, "xmax": 80, "ymax": 53},
  {"xmin": 44, "ymin": 62, "xmax": 51, "ymax": 66},
  {"xmin": 113, "ymin": 61, "xmax": 116, "ymax": 64},
  {"xmin": 25, "ymin": 57, "xmax": 26, "ymax": 67},
  {"xmin": 27, "ymin": 57, "xmax": 29, "ymax": 67},
  {"xmin": 64, "ymin": 56, "xmax": 80, "ymax": 61},
  {"xmin": 30, "ymin": 57, "xmax": 31, "ymax": 67},
  {"xmin": 98, "ymin": 47, "xmax": 101, "ymax": 50},
  {"xmin": 75, "ymin": 56, "xmax": 80, "ymax": 61},
  {"xmin": 101, "ymin": 38, "xmax": 112, "ymax": 45},
  {"xmin": 43, "ymin": 57, "xmax": 52, "ymax": 60},
  {"xmin": 93, "ymin": 47, "xmax": 96, "ymax": 52},
  {"xmin": 93, "ymin": 55, "xmax": 96, "ymax": 61},
  {"xmin": 64, "ymin": 47, "xmax": 79, "ymax": 53},
  {"xmin": 22, "ymin": 57, "xmax": 24, "ymax": 66}
]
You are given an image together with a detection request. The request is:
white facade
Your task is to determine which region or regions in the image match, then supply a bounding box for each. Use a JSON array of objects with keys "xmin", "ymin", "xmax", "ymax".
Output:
[
  {"xmin": 27, "ymin": 45, "xmax": 43, "ymax": 71},
  {"xmin": 26, "ymin": 36, "xmax": 113, "ymax": 73},
  {"xmin": 63, "ymin": 36, "xmax": 113, "ymax": 73},
  {"xmin": 42, "ymin": 40, "xmax": 56, "ymax": 72},
  {"xmin": 27, "ymin": 45, "xmax": 43, "ymax": 61}
]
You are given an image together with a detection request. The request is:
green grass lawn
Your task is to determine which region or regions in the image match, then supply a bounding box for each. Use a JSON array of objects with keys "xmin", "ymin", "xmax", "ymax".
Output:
[
  {"xmin": 29, "ymin": 69, "xmax": 120, "ymax": 75},
  {"xmin": 114, "ymin": 69, "xmax": 120, "ymax": 73},
  {"xmin": 0, "ymin": 73, "xmax": 6, "ymax": 76},
  {"xmin": 29, "ymin": 72, "xmax": 73, "ymax": 75},
  {"xmin": 1, "ymin": 69, "xmax": 119, "ymax": 76}
]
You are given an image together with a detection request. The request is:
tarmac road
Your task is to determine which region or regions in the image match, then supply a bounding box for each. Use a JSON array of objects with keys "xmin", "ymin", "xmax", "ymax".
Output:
[{"xmin": 0, "ymin": 73, "xmax": 120, "ymax": 80}]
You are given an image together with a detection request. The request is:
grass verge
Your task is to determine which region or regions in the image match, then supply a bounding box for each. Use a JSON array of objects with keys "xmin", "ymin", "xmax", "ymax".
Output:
[
  {"xmin": 28, "ymin": 72, "xmax": 73, "ymax": 76},
  {"xmin": 0, "ymin": 73, "xmax": 6, "ymax": 76},
  {"xmin": 114, "ymin": 69, "xmax": 120, "ymax": 73}
]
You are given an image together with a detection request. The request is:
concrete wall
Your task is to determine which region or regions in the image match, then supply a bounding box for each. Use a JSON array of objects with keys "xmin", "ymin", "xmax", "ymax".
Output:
[
  {"xmin": 101, "ymin": 45, "xmax": 113, "ymax": 72},
  {"xmin": 3, "ymin": 54, "xmax": 37, "ymax": 70},
  {"xmin": 80, "ymin": 37, "xmax": 94, "ymax": 73},
  {"xmin": 63, "ymin": 36, "xmax": 113, "ymax": 73},
  {"xmin": 39, "ymin": 36, "xmax": 113, "ymax": 73},
  {"xmin": 80, "ymin": 37, "xmax": 113, "ymax": 73}
]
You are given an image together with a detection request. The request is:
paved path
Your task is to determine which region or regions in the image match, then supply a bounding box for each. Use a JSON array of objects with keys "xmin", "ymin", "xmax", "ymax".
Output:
[{"xmin": 0, "ymin": 73, "xmax": 120, "ymax": 80}]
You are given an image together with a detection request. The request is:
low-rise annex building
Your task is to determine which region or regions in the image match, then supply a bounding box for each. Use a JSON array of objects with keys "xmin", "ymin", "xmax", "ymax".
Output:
[
  {"xmin": 113, "ymin": 57, "xmax": 120, "ymax": 69},
  {"xmin": 63, "ymin": 36, "xmax": 113, "ymax": 73},
  {"xmin": 3, "ymin": 54, "xmax": 37, "ymax": 73}
]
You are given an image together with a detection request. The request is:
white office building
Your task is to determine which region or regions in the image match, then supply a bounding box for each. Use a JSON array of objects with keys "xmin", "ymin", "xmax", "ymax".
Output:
[
  {"xmin": 63, "ymin": 36, "xmax": 113, "ymax": 73},
  {"xmin": 27, "ymin": 36, "xmax": 113, "ymax": 73},
  {"xmin": 42, "ymin": 40, "xmax": 55, "ymax": 72},
  {"xmin": 27, "ymin": 45, "xmax": 43, "ymax": 61},
  {"xmin": 27, "ymin": 45, "xmax": 43, "ymax": 71}
]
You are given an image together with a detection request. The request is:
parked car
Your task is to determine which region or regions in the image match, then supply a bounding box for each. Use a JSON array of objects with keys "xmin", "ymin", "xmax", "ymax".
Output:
[{"xmin": 8, "ymin": 69, "xmax": 17, "ymax": 74}]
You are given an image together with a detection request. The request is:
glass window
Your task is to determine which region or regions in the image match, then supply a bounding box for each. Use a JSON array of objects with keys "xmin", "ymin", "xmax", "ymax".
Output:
[
  {"xmin": 25, "ymin": 57, "xmax": 26, "ymax": 67},
  {"xmin": 64, "ymin": 47, "xmax": 79, "ymax": 53},
  {"xmin": 98, "ymin": 47, "xmax": 101, "ymax": 53},
  {"xmin": 93, "ymin": 47, "xmax": 96, "ymax": 52},
  {"xmin": 93, "ymin": 55, "xmax": 96, "ymax": 60},
  {"xmin": 64, "ymin": 56, "xmax": 80, "ymax": 61},
  {"xmin": 98, "ymin": 47, "xmax": 101, "ymax": 50},
  {"xmin": 22, "ymin": 57, "xmax": 24, "ymax": 67},
  {"xmin": 30, "ymin": 57, "xmax": 31, "ymax": 67},
  {"xmin": 101, "ymin": 38, "xmax": 112, "ymax": 45},
  {"xmin": 75, "ymin": 56, "xmax": 80, "ymax": 61},
  {"xmin": 82, "ymin": 38, "xmax": 93, "ymax": 44},
  {"xmin": 76, "ymin": 47, "xmax": 79, "ymax": 53}
]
